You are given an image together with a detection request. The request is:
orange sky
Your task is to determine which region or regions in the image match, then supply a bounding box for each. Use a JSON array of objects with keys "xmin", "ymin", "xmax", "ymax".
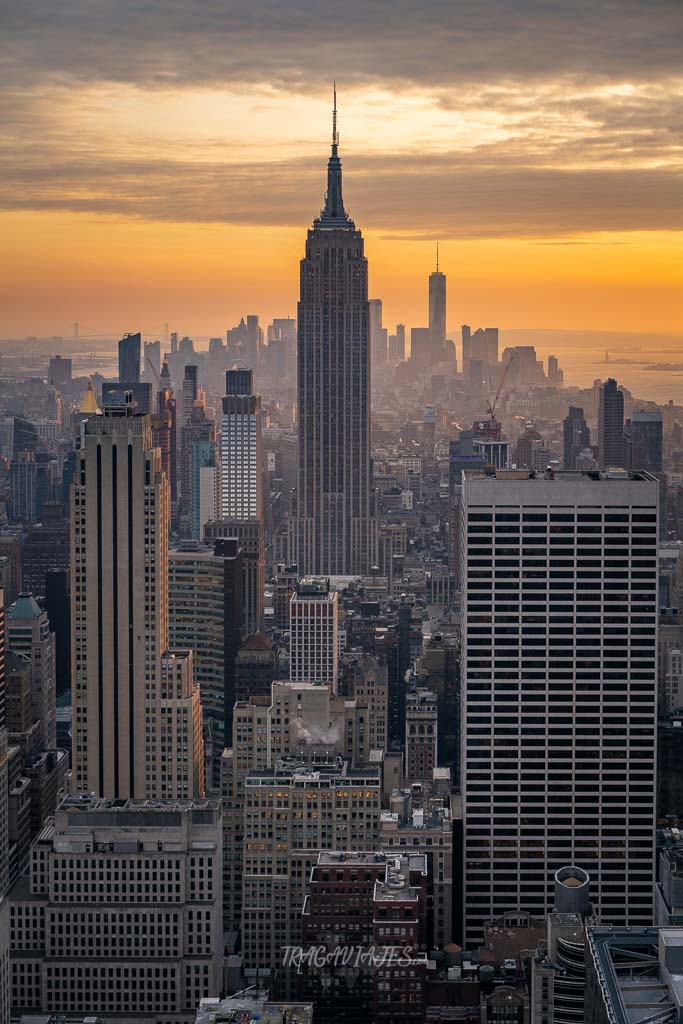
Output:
[
  {"xmin": 2, "ymin": 211, "xmax": 682, "ymax": 341},
  {"xmin": 1, "ymin": 4, "xmax": 682, "ymax": 341}
]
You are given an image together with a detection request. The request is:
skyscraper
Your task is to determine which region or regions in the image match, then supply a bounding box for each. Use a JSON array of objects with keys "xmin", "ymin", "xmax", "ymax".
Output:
[
  {"xmin": 181, "ymin": 363, "xmax": 198, "ymax": 428},
  {"xmin": 118, "ymin": 331, "xmax": 141, "ymax": 385},
  {"xmin": 71, "ymin": 392, "xmax": 203, "ymax": 799},
  {"xmin": 461, "ymin": 325, "xmax": 472, "ymax": 377},
  {"xmin": 220, "ymin": 368, "xmax": 262, "ymax": 520},
  {"xmin": 461, "ymin": 467, "xmax": 658, "ymax": 945},
  {"xmin": 369, "ymin": 298, "xmax": 385, "ymax": 368},
  {"xmin": 563, "ymin": 406, "xmax": 591, "ymax": 470},
  {"xmin": 290, "ymin": 576, "xmax": 339, "ymax": 690},
  {"xmin": 598, "ymin": 378, "xmax": 626, "ymax": 469},
  {"xmin": 428, "ymin": 248, "xmax": 446, "ymax": 363},
  {"xmin": 142, "ymin": 339, "xmax": 161, "ymax": 385},
  {"xmin": 168, "ymin": 539, "xmax": 243, "ymax": 787},
  {"xmin": 7, "ymin": 593, "xmax": 56, "ymax": 750},
  {"xmin": 291, "ymin": 90, "xmax": 377, "ymax": 575},
  {"xmin": 204, "ymin": 519, "xmax": 264, "ymax": 634},
  {"xmin": 388, "ymin": 323, "xmax": 406, "ymax": 365},
  {"xmin": 629, "ymin": 410, "xmax": 663, "ymax": 473},
  {"xmin": 179, "ymin": 393, "xmax": 215, "ymax": 536},
  {"xmin": 154, "ymin": 358, "xmax": 177, "ymax": 504}
]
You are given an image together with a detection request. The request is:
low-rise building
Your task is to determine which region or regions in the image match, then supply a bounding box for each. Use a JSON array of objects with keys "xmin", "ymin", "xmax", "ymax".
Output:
[
  {"xmin": 196, "ymin": 993, "xmax": 312, "ymax": 1024},
  {"xmin": 9, "ymin": 795, "xmax": 223, "ymax": 1021},
  {"xmin": 586, "ymin": 926, "xmax": 683, "ymax": 1024}
]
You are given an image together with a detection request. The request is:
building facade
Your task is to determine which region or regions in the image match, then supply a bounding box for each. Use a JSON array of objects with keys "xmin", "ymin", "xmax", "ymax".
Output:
[
  {"xmin": 461, "ymin": 468, "xmax": 658, "ymax": 944},
  {"xmin": 204, "ymin": 518, "xmax": 264, "ymax": 635},
  {"xmin": 241, "ymin": 755, "xmax": 381, "ymax": 968},
  {"xmin": 220, "ymin": 368, "xmax": 262, "ymax": 521},
  {"xmin": 290, "ymin": 95, "xmax": 378, "ymax": 575},
  {"xmin": 404, "ymin": 688, "xmax": 438, "ymax": 783},
  {"xmin": 168, "ymin": 541, "xmax": 243, "ymax": 788},
  {"xmin": 71, "ymin": 395, "xmax": 203, "ymax": 799},
  {"xmin": 9, "ymin": 795, "xmax": 222, "ymax": 1021},
  {"xmin": 598, "ymin": 379, "xmax": 626, "ymax": 469},
  {"xmin": 290, "ymin": 577, "xmax": 339, "ymax": 690},
  {"xmin": 7, "ymin": 594, "xmax": 56, "ymax": 751}
]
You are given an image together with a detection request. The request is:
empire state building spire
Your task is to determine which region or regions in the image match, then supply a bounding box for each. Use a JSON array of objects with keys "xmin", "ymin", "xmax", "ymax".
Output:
[
  {"xmin": 291, "ymin": 89, "xmax": 378, "ymax": 575},
  {"xmin": 317, "ymin": 83, "xmax": 351, "ymax": 226}
]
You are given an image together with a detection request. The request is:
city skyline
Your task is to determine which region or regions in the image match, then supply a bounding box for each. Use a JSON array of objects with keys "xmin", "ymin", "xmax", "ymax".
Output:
[
  {"xmin": 1, "ymin": 2, "xmax": 682, "ymax": 337},
  {"xmin": 3, "ymin": 4, "xmax": 683, "ymax": 1022}
]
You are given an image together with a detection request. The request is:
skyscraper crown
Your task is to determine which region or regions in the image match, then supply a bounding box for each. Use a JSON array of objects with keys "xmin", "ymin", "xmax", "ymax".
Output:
[{"xmin": 315, "ymin": 84, "xmax": 353, "ymax": 228}]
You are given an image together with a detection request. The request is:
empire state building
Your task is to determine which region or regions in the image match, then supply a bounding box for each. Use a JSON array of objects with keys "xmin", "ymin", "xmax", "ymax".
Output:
[{"xmin": 290, "ymin": 91, "xmax": 377, "ymax": 575}]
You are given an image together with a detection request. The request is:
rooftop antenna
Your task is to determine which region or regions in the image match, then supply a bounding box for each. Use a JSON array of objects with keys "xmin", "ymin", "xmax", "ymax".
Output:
[
  {"xmin": 436, "ymin": 242, "xmax": 439, "ymax": 273},
  {"xmin": 332, "ymin": 82, "xmax": 339, "ymax": 150}
]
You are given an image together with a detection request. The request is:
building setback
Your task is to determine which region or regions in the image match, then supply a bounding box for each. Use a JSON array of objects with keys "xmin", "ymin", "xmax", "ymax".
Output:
[
  {"xmin": 290, "ymin": 92, "xmax": 377, "ymax": 574},
  {"xmin": 71, "ymin": 394, "xmax": 203, "ymax": 800},
  {"xmin": 168, "ymin": 540, "xmax": 243, "ymax": 788}
]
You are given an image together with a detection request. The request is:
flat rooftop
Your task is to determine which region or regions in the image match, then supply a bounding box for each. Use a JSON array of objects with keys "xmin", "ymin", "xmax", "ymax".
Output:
[
  {"xmin": 196, "ymin": 994, "xmax": 313, "ymax": 1024},
  {"xmin": 317, "ymin": 850, "xmax": 388, "ymax": 866},
  {"xmin": 587, "ymin": 927, "xmax": 680, "ymax": 1024},
  {"xmin": 57, "ymin": 795, "xmax": 220, "ymax": 814},
  {"xmin": 467, "ymin": 468, "xmax": 657, "ymax": 483}
]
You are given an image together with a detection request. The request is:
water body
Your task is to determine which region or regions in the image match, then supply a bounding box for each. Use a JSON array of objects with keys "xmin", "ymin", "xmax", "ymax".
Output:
[{"xmin": 502, "ymin": 330, "xmax": 683, "ymax": 406}]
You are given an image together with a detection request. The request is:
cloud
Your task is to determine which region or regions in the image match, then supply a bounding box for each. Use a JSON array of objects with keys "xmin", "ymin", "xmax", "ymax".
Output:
[
  {"xmin": 0, "ymin": 148, "xmax": 681, "ymax": 239},
  {"xmin": 1, "ymin": 0, "xmax": 681, "ymax": 240},
  {"xmin": 2, "ymin": 0, "xmax": 682, "ymax": 90}
]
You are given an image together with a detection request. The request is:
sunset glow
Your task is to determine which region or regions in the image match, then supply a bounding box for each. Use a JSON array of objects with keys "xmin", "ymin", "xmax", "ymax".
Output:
[{"xmin": 2, "ymin": 2, "xmax": 682, "ymax": 340}]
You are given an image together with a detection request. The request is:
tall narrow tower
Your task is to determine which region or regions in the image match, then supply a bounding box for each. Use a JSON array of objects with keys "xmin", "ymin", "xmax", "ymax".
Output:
[
  {"xmin": 71, "ymin": 392, "xmax": 203, "ymax": 799},
  {"xmin": 220, "ymin": 368, "xmax": 262, "ymax": 520},
  {"xmin": 598, "ymin": 378, "xmax": 626, "ymax": 469},
  {"xmin": 429, "ymin": 245, "xmax": 446, "ymax": 365},
  {"xmin": 291, "ymin": 87, "xmax": 377, "ymax": 574}
]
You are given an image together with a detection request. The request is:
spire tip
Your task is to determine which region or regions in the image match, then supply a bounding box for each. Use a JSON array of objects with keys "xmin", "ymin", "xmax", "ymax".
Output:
[{"xmin": 332, "ymin": 82, "xmax": 338, "ymax": 150}]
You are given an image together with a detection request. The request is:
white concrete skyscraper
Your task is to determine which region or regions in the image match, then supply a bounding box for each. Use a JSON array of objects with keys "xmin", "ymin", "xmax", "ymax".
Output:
[
  {"xmin": 290, "ymin": 88, "xmax": 377, "ymax": 574},
  {"xmin": 219, "ymin": 368, "xmax": 262, "ymax": 520},
  {"xmin": 461, "ymin": 468, "xmax": 658, "ymax": 945}
]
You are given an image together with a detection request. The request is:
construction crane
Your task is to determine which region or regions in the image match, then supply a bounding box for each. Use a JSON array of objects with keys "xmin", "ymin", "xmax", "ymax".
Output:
[
  {"xmin": 486, "ymin": 353, "xmax": 515, "ymax": 421},
  {"xmin": 146, "ymin": 357, "xmax": 161, "ymax": 388}
]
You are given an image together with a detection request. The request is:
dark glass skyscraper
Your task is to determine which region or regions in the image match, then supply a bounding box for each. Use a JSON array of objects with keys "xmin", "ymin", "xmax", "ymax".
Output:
[
  {"xmin": 563, "ymin": 405, "xmax": 590, "ymax": 470},
  {"xmin": 629, "ymin": 410, "xmax": 663, "ymax": 473},
  {"xmin": 291, "ymin": 91, "xmax": 377, "ymax": 574},
  {"xmin": 598, "ymin": 377, "xmax": 626, "ymax": 469},
  {"xmin": 118, "ymin": 331, "xmax": 141, "ymax": 385},
  {"xmin": 429, "ymin": 248, "xmax": 446, "ymax": 363}
]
